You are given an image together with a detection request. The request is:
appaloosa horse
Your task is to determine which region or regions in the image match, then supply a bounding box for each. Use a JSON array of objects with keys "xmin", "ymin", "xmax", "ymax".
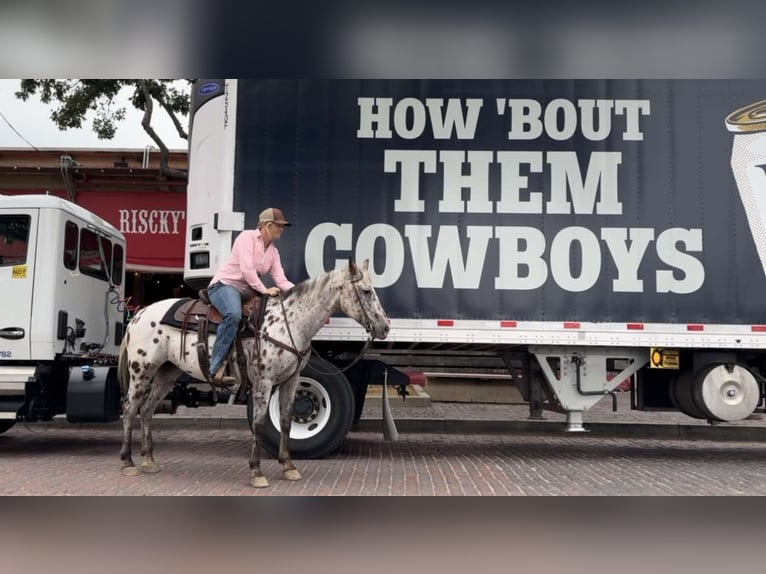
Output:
[{"xmin": 117, "ymin": 259, "xmax": 389, "ymax": 487}]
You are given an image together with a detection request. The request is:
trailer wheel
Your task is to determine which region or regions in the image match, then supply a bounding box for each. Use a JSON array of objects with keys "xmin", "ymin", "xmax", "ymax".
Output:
[
  {"xmin": 669, "ymin": 371, "xmax": 707, "ymax": 419},
  {"xmin": 247, "ymin": 355, "xmax": 355, "ymax": 459},
  {"xmin": 692, "ymin": 364, "xmax": 760, "ymax": 422},
  {"xmin": 0, "ymin": 421, "xmax": 16, "ymax": 434}
]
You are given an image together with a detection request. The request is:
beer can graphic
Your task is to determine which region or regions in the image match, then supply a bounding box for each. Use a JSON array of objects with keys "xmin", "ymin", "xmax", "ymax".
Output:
[{"xmin": 727, "ymin": 100, "xmax": 766, "ymax": 276}]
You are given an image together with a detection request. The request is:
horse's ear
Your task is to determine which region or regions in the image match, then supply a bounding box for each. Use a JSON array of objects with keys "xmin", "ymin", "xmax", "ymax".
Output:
[
  {"xmin": 347, "ymin": 258, "xmax": 357, "ymax": 275},
  {"xmin": 361, "ymin": 259, "xmax": 369, "ymax": 271}
]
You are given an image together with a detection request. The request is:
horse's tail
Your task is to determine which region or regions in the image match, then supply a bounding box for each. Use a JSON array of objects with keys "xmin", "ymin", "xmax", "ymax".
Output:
[{"xmin": 117, "ymin": 333, "xmax": 130, "ymax": 398}]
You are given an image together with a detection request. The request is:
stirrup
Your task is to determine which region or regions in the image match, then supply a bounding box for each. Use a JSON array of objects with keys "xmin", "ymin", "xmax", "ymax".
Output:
[
  {"xmin": 210, "ymin": 359, "xmax": 236, "ymax": 386},
  {"xmin": 213, "ymin": 370, "xmax": 237, "ymax": 386}
]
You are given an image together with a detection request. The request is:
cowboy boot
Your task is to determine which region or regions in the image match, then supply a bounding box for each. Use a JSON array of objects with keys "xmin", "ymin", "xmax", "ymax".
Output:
[{"xmin": 212, "ymin": 359, "xmax": 237, "ymax": 386}]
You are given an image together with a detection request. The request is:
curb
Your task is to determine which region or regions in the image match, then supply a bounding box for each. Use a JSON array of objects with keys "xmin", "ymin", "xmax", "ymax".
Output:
[
  {"xmin": 353, "ymin": 419, "xmax": 766, "ymax": 442},
  {"xmin": 38, "ymin": 416, "xmax": 766, "ymax": 442}
]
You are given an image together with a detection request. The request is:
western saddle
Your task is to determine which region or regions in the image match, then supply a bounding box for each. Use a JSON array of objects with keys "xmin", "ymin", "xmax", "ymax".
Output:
[{"xmin": 169, "ymin": 288, "xmax": 268, "ymax": 403}]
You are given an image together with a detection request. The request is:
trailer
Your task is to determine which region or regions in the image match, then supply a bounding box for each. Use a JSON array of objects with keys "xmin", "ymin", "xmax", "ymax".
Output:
[
  {"xmin": 183, "ymin": 79, "xmax": 766, "ymax": 455},
  {"xmin": 0, "ymin": 194, "xmax": 127, "ymax": 430}
]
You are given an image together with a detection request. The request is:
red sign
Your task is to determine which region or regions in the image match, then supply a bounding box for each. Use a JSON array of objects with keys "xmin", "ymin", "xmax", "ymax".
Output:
[
  {"xmin": 77, "ymin": 190, "xmax": 186, "ymax": 272},
  {"xmin": 2, "ymin": 189, "xmax": 186, "ymax": 272}
]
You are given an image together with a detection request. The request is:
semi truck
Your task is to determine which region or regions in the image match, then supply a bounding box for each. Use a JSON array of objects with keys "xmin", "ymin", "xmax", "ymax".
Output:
[
  {"xmin": 0, "ymin": 194, "xmax": 127, "ymax": 431},
  {"xmin": 183, "ymin": 79, "xmax": 766, "ymax": 454}
]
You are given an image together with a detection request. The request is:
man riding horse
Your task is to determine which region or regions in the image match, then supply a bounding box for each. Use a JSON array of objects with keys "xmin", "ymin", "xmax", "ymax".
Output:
[{"xmin": 206, "ymin": 207, "xmax": 294, "ymax": 385}]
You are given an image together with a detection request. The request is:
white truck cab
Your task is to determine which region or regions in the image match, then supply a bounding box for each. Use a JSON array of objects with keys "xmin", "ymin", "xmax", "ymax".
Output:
[{"xmin": 0, "ymin": 194, "xmax": 126, "ymax": 430}]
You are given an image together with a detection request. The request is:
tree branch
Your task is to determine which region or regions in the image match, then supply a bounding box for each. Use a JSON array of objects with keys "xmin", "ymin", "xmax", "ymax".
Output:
[
  {"xmin": 137, "ymin": 80, "xmax": 188, "ymax": 181},
  {"xmin": 157, "ymin": 97, "xmax": 188, "ymax": 140}
]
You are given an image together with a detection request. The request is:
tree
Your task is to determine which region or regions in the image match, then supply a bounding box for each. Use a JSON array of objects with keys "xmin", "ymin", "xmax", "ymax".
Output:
[{"xmin": 15, "ymin": 79, "xmax": 190, "ymax": 180}]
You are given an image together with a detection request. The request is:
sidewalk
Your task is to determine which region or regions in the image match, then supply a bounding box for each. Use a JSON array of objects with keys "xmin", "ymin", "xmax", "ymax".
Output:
[{"xmin": 155, "ymin": 384, "xmax": 766, "ymax": 442}]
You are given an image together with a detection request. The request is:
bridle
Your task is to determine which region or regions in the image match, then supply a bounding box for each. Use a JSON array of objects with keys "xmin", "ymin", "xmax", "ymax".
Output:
[
  {"xmin": 349, "ymin": 268, "xmax": 375, "ymax": 335},
  {"xmin": 306, "ymin": 269, "xmax": 380, "ymax": 375}
]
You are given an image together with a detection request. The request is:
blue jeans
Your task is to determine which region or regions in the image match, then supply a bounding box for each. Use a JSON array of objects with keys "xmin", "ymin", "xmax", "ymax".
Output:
[{"xmin": 207, "ymin": 282, "xmax": 242, "ymax": 376}]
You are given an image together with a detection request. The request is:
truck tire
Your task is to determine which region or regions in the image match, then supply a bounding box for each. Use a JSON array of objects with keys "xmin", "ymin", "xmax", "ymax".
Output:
[
  {"xmin": 247, "ymin": 355, "xmax": 355, "ymax": 459},
  {"xmin": 0, "ymin": 421, "xmax": 16, "ymax": 434}
]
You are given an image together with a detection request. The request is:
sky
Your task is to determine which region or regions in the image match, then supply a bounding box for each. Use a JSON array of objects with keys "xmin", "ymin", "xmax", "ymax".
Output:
[{"xmin": 0, "ymin": 79, "xmax": 188, "ymax": 151}]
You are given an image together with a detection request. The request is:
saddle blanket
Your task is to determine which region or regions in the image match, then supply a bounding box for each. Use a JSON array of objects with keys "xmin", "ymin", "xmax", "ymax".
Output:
[{"xmin": 159, "ymin": 298, "xmax": 221, "ymax": 334}]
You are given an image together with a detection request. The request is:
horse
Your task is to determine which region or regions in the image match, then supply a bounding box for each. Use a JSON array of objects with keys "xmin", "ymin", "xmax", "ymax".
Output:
[{"xmin": 117, "ymin": 259, "xmax": 390, "ymax": 488}]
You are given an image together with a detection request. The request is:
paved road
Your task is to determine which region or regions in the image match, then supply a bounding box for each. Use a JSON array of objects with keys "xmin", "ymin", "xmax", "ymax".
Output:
[{"xmin": 1, "ymin": 424, "xmax": 764, "ymax": 495}]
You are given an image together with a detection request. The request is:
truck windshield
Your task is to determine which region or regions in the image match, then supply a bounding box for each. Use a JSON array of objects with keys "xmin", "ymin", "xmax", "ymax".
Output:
[{"xmin": 0, "ymin": 215, "xmax": 30, "ymax": 267}]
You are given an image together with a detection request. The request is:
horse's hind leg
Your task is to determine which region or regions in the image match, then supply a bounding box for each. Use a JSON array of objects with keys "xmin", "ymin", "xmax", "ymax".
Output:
[
  {"xmin": 248, "ymin": 384, "xmax": 271, "ymax": 488},
  {"xmin": 121, "ymin": 370, "xmax": 150, "ymax": 476},
  {"xmin": 278, "ymin": 376, "xmax": 301, "ymax": 481},
  {"xmin": 137, "ymin": 364, "xmax": 180, "ymax": 474}
]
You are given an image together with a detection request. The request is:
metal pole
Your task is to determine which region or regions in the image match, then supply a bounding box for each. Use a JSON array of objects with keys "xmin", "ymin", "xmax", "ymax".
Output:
[{"xmin": 382, "ymin": 369, "xmax": 400, "ymax": 442}]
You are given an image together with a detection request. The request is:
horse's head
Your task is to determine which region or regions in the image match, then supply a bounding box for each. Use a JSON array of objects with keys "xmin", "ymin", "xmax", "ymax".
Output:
[{"xmin": 339, "ymin": 259, "xmax": 390, "ymax": 340}]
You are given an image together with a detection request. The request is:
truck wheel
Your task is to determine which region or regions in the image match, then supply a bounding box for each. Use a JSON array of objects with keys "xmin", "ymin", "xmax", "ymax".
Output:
[
  {"xmin": 0, "ymin": 421, "xmax": 16, "ymax": 434},
  {"xmin": 247, "ymin": 355, "xmax": 355, "ymax": 459}
]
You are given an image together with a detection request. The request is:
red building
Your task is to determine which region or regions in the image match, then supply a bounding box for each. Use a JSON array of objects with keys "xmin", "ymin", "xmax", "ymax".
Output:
[{"xmin": 0, "ymin": 147, "xmax": 194, "ymax": 306}]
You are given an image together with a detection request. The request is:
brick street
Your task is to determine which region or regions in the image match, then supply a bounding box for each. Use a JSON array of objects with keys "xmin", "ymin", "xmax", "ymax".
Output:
[{"xmin": 1, "ymin": 424, "xmax": 764, "ymax": 495}]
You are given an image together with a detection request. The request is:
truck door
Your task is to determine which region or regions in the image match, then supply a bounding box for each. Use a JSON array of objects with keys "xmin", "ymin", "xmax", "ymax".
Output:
[{"xmin": 0, "ymin": 210, "xmax": 37, "ymax": 361}]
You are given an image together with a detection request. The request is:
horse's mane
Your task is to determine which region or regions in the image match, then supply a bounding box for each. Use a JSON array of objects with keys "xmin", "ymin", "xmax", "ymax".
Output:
[{"xmin": 282, "ymin": 267, "xmax": 341, "ymax": 301}]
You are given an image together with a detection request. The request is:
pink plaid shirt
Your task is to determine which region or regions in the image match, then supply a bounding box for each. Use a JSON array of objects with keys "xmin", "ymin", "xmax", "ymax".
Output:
[{"xmin": 209, "ymin": 229, "xmax": 294, "ymax": 294}]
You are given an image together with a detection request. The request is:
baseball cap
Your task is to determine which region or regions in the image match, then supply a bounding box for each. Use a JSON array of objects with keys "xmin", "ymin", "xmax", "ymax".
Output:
[{"xmin": 258, "ymin": 207, "xmax": 291, "ymax": 226}]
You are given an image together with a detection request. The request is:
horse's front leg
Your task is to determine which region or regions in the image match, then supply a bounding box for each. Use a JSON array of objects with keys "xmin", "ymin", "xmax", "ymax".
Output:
[
  {"xmin": 278, "ymin": 376, "xmax": 301, "ymax": 482},
  {"xmin": 249, "ymin": 386, "xmax": 271, "ymax": 488}
]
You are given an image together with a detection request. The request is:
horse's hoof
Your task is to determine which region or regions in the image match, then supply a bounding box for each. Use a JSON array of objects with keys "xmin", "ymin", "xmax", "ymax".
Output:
[
  {"xmin": 121, "ymin": 466, "xmax": 141, "ymax": 477},
  {"xmin": 283, "ymin": 469, "xmax": 302, "ymax": 481},
  {"xmin": 250, "ymin": 476, "xmax": 269, "ymax": 488},
  {"xmin": 140, "ymin": 462, "xmax": 161, "ymax": 474}
]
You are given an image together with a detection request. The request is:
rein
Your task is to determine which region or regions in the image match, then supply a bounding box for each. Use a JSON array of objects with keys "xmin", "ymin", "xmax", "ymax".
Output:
[
  {"xmin": 307, "ymin": 339, "xmax": 372, "ymax": 375},
  {"xmin": 250, "ymin": 297, "xmax": 311, "ymax": 387}
]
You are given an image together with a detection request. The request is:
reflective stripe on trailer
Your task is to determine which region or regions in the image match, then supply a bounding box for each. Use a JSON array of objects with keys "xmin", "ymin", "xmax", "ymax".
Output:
[
  {"xmin": 315, "ymin": 318, "xmax": 766, "ymax": 348},
  {"xmin": 390, "ymin": 319, "xmax": 766, "ymax": 334}
]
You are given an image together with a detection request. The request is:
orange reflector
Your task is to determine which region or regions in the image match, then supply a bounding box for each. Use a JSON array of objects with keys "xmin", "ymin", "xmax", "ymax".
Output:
[
  {"xmin": 563, "ymin": 322, "xmax": 581, "ymax": 329},
  {"xmin": 437, "ymin": 320, "xmax": 454, "ymax": 327},
  {"xmin": 687, "ymin": 324, "xmax": 704, "ymax": 331},
  {"xmin": 626, "ymin": 323, "xmax": 644, "ymax": 330},
  {"xmin": 500, "ymin": 321, "xmax": 517, "ymax": 328},
  {"xmin": 752, "ymin": 325, "xmax": 766, "ymax": 332}
]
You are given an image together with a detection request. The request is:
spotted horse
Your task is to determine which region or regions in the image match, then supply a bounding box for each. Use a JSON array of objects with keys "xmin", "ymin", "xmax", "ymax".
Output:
[{"xmin": 117, "ymin": 260, "xmax": 390, "ymax": 488}]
